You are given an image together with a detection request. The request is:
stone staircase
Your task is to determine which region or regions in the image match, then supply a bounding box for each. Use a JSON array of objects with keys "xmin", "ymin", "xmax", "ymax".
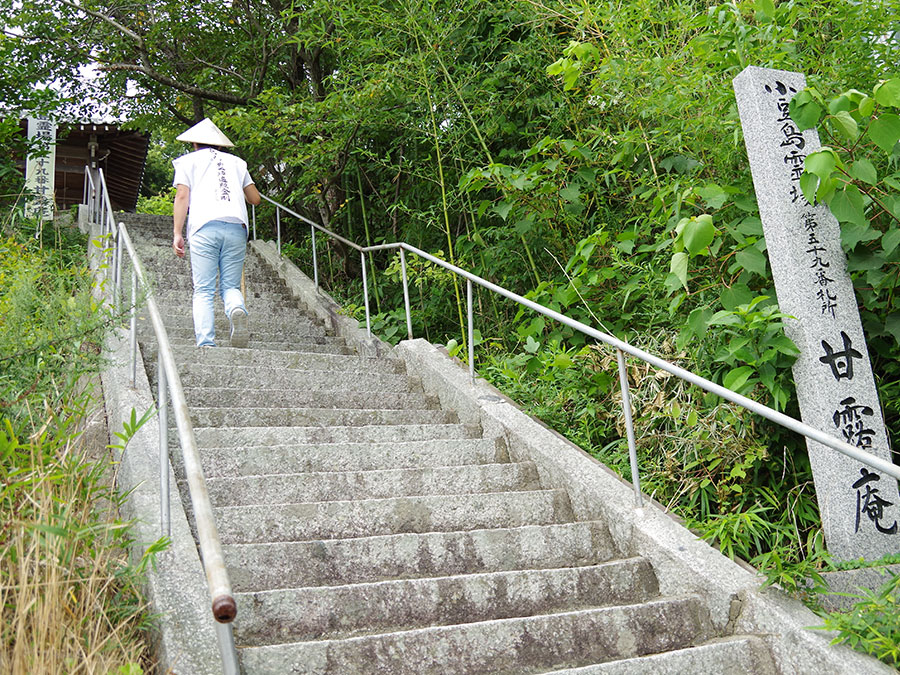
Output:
[{"xmin": 123, "ymin": 213, "xmax": 782, "ymax": 673}]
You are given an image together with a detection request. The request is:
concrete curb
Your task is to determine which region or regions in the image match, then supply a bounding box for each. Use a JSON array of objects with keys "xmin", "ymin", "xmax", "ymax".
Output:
[
  {"xmin": 250, "ymin": 239, "xmax": 392, "ymax": 358},
  {"xmin": 394, "ymin": 339, "xmax": 895, "ymax": 675},
  {"xmin": 100, "ymin": 330, "xmax": 225, "ymax": 674}
]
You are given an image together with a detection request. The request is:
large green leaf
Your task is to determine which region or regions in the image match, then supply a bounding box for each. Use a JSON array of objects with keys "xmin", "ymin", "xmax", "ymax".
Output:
[
  {"xmin": 688, "ymin": 307, "xmax": 713, "ymax": 337},
  {"xmin": 881, "ymin": 229, "xmax": 900, "ymax": 255},
  {"xmin": 799, "ymin": 171, "xmax": 819, "ymax": 205},
  {"xmin": 840, "ymin": 221, "xmax": 880, "ymax": 250},
  {"xmin": 884, "ymin": 313, "xmax": 900, "ymax": 344},
  {"xmin": 493, "ymin": 201, "xmax": 513, "ymax": 221},
  {"xmin": 789, "ymin": 90, "xmax": 822, "ymax": 130},
  {"xmin": 683, "ymin": 214, "xmax": 715, "ymax": 255},
  {"xmin": 670, "ymin": 252, "xmax": 688, "ymax": 290},
  {"xmin": 849, "ymin": 159, "xmax": 878, "ymax": 185},
  {"xmin": 755, "ymin": 0, "xmax": 775, "ymax": 19},
  {"xmin": 721, "ymin": 285, "xmax": 754, "ymax": 311},
  {"xmin": 874, "ymin": 78, "xmax": 900, "ymax": 108},
  {"xmin": 830, "ymin": 110, "xmax": 859, "ymax": 142},
  {"xmin": 735, "ymin": 246, "xmax": 768, "ymax": 277},
  {"xmin": 698, "ymin": 184, "xmax": 728, "ymax": 209},
  {"xmin": 805, "ymin": 150, "xmax": 836, "ymax": 178},
  {"xmin": 559, "ymin": 183, "xmax": 581, "ymax": 203},
  {"xmin": 723, "ymin": 366, "xmax": 755, "ymax": 392},
  {"xmin": 829, "ymin": 184, "xmax": 867, "ymax": 226},
  {"xmin": 868, "ymin": 113, "xmax": 900, "ymax": 153}
]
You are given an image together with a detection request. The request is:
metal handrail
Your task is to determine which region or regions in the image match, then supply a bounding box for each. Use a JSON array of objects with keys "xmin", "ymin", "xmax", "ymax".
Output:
[
  {"xmin": 86, "ymin": 169, "xmax": 239, "ymax": 674},
  {"xmin": 258, "ymin": 194, "xmax": 900, "ymax": 510}
]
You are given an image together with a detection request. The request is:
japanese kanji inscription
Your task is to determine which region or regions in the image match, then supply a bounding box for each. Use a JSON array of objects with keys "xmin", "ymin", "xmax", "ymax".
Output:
[{"xmin": 25, "ymin": 117, "xmax": 57, "ymax": 219}]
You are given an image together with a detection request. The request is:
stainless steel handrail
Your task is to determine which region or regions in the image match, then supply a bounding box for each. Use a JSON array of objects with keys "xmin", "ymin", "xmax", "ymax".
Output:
[
  {"xmin": 259, "ymin": 194, "xmax": 900, "ymax": 510},
  {"xmin": 86, "ymin": 169, "xmax": 239, "ymax": 674}
]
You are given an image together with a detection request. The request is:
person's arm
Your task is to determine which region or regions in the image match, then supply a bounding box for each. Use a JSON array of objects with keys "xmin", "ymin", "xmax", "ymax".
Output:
[
  {"xmin": 173, "ymin": 184, "xmax": 190, "ymax": 258},
  {"xmin": 243, "ymin": 182, "xmax": 261, "ymax": 206}
]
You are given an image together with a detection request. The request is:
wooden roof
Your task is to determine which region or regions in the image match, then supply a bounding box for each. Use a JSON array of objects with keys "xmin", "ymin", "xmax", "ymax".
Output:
[{"xmin": 20, "ymin": 120, "xmax": 150, "ymax": 212}]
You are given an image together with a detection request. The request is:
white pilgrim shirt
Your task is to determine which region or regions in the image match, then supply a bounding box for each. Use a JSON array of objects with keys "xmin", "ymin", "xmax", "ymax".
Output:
[{"xmin": 172, "ymin": 148, "xmax": 254, "ymax": 238}]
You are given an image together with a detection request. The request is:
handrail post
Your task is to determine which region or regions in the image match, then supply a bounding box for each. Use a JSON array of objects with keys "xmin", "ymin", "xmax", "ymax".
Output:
[
  {"xmin": 400, "ymin": 248, "xmax": 412, "ymax": 341},
  {"xmin": 361, "ymin": 251, "xmax": 372, "ymax": 338},
  {"xmin": 115, "ymin": 224, "xmax": 124, "ymax": 311},
  {"xmin": 311, "ymin": 224, "xmax": 319, "ymax": 289},
  {"xmin": 251, "ymin": 203, "xmax": 256, "ymax": 241},
  {"xmin": 467, "ymin": 279, "xmax": 475, "ymax": 383},
  {"xmin": 158, "ymin": 357, "xmax": 170, "ymax": 537},
  {"xmin": 214, "ymin": 623, "xmax": 240, "ymax": 675},
  {"xmin": 616, "ymin": 349, "xmax": 643, "ymax": 507},
  {"xmin": 276, "ymin": 207, "xmax": 281, "ymax": 256},
  {"xmin": 130, "ymin": 266, "xmax": 138, "ymax": 387}
]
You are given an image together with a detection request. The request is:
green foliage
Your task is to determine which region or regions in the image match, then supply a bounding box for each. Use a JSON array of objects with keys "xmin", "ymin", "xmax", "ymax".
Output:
[
  {"xmin": 0, "ymin": 408, "xmax": 159, "ymax": 671},
  {"xmin": 0, "ymin": 220, "xmax": 116, "ymax": 432},
  {"xmin": 791, "ymin": 79, "xmax": 900, "ymax": 452},
  {"xmin": 0, "ymin": 207, "xmax": 155, "ymax": 670},
  {"xmin": 136, "ymin": 187, "xmax": 176, "ymax": 216},
  {"xmin": 820, "ymin": 572, "xmax": 900, "ymax": 668},
  {"xmin": 704, "ymin": 296, "xmax": 800, "ymax": 409},
  {"xmin": 108, "ymin": 407, "xmax": 157, "ymax": 453}
]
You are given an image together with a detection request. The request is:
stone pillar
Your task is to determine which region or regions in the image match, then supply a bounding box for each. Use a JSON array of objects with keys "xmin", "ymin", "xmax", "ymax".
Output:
[{"xmin": 733, "ymin": 65, "xmax": 899, "ymax": 561}]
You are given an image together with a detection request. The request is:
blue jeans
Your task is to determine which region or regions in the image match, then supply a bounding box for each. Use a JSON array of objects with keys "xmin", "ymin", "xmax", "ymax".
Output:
[{"xmin": 189, "ymin": 220, "xmax": 248, "ymax": 347}]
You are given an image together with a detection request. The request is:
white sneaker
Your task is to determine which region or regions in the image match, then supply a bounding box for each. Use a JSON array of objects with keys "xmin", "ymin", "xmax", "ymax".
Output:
[{"xmin": 230, "ymin": 308, "xmax": 249, "ymax": 348}]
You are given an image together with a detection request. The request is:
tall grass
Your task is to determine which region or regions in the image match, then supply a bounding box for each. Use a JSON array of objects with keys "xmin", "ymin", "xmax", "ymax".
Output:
[
  {"xmin": 0, "ymin": 412, "xmax": 152, "ymax": 674},
  {"xmin": 0, "ymin": 211, "xmax": 153, "ymax": 673}
]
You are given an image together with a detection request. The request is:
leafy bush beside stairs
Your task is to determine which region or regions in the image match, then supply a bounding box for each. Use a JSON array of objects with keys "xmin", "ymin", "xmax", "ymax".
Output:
[{"xmin": 0, "ymin": 212, "xmax": 157, "ymax": 674}]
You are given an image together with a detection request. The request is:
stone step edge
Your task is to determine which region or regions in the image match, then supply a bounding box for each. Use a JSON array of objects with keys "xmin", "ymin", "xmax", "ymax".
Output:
[
  {"xmin": 539, "ymin": 635, "xmax": 780, "ymax": 675},
  {"xmin": 199, "ymin": 461, "xmax": 535, "ymax": 485},
  {"xmin": 236, "ymin": 596, "xmax": 705, "ymax": 668},
  {"xmin": 235, "ymin": 557, "xmax": 649, "ymax": 600},
  {"xmin": 187, "ymin": 423, "xmax": 482, "ymax": 437},
  {"xmin": 222, "ymin": 520, "xmax": 608, "ymax": 552},
  {"xmin": 232, "ymin": 560, "xmax": 657, "ymax": 642},
  {"xmin": 215, "ymin": 487, "xmax": 565, "ymax": 513}
]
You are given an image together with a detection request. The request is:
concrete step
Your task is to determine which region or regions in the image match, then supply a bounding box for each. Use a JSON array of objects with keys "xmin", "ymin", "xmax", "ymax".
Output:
[
  {"xmin": 141, "ymin": 324, "xmax": 324, "ymax": 347},
  {"xmin": 187, "ymin": 423, "xmax": 480, "ymax": 449},
  {"xmin": 169, "ymin": 364, "xmax": 418, "ymax": 392},
  {"xmin": 134, "ymin": 279, "xmax": 296, "ymax": 307},
  {"xmin": 234, "ymin": 560, "xmax": 658, "ymax": 644},
  {"xmin": 180, "ymin": 386, "xmax": 435, "ymax": 411},
  {"xmin": 150, "ymin": 284, "xmax": 298, "ymax": 305},
  {"xmin": 129, "ymin": 258, "xmax": 287, "ymax": 288},
  {"xmin": 144, "ymin": 339, "xmax": 355, "ymax": 359},
  {"xmin": 136, "ymin": 312, "xmax": 326, "ymax": 337},
  {"xmin": 181, "ymin": 406, "xmax": 456, "ymax": 429},
  {"xmin": 223, "ymin": 521, "xmax": 617, "ymax": 591},
  {"xmin": 139, "ymin": 282, "xmax": 306, "ymax": 309},
  {"xmin": 194, "ymin": 438, "xmax": 508, "ymax": 478},
  {"xmin": 203, "ymin": 462, "xmax": 541, "ymax": 506},
  {"xmin": 540, "ymin": 636, "xmax": 777, "ymax": 674},
  {"xmin": 238, "ymin": 596, "xmax": 707, "ymax": 674},
  {"xmin": 144, "ymin": 296, "xmax": 312, "ymax": 319},
  {"xmin": 169, "ymin": 347, "xmax": 405, "ymax": 374},
  {"xmin": 130, "ymin": 244, "xmax": 274, "ymax": 269},
  {"xmin": 214, "ymin": 489, "xmax": 573, "ymax": 544}
]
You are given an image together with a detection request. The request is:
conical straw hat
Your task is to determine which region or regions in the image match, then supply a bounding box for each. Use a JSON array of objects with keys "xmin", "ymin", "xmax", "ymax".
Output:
[{"xmin": 176, "ymin": 118, "xmax": 234, "ymax": 147}]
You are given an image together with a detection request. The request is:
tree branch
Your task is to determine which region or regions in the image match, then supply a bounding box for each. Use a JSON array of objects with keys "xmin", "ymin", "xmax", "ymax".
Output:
[
  {"xmin": 57, "ymin": 0, "xmax": 145, "ymax": 48},
  {"xmin": 99, "ymin": 63, "xmax": 249, "ymax": 105},
  {"xmin": 323, "ymin": 121, "xmax": 362, "ymax": 190},
  {"xmin": 194, "ymin": 58, "xmax": 248, "ymax": 84}
]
